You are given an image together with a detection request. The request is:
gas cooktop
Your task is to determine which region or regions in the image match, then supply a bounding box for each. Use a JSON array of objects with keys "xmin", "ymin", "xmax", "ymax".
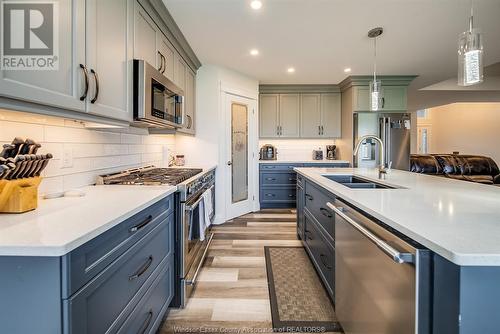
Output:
[{"xmin": 97, "ymin": 166, "xmax": 203, "ymax": 186}]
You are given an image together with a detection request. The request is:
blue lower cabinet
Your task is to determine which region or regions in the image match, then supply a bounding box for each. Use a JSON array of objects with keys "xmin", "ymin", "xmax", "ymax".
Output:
[
  {"xmin": 117, "ymin": 256, "xmax": 174, "ymax": 334},
  {"xmin": 64, "ymin": 213, "xmax": 173, "ymax": 334},
  {"xmin": 259, "ymin": 162, "xmax": 349, "ymax": 209},
  {"xmin": 0, "ymin": 195, "xmax": 175, "ymax": 334}
]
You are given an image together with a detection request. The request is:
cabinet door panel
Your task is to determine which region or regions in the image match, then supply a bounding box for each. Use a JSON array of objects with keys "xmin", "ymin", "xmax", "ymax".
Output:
[
  {"xmin": 382, "ymin": 86, "xmax": 407, "ymax": 111},
  {"xmin": 353, "ymin": 86, "xmax": 370, "ymax": 111},
  {"xmin": 157, "ymin": 36, "xmax": 175, "ymax": 81},
  {"xmin": 321, "ymin": 93, "xmax": 341, "ymax": 137},
  {"xmin": 0, "ymin": 0, "xmax": 85, "ymax": 112},
  {"xmin": 259, "ymin": 94, "xmax": 279, "ymax": 137},
  {"xmin": 133, "ymin": 6, "xmax": 158, "ymax": 69},
  {"xmin": 174, "ymin": 54, "xmax": 186, "ymax": 91},
  {"xmin": 86, "ymin": 0, "xmax": 132, "ymax": 121},
  {"xmin": 300, "ymin": 94, "xmax": 321, "ymax": 138},
  {"xmin": 279, "ymin": 94, "xmax": 300, "ymax": 137}
]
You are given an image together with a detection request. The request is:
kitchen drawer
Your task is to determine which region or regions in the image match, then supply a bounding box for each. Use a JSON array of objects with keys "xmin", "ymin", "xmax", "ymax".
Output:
[
  {"xmin": 303, "ymin": 162, "xmax": 350, "ymax": 168},
  {"xmin": 261, "ymin": 172, "xmax": 297, "ymax": 186},
  {"xmin": 297, "ymin": 173, "xmax": 304, "ymax": 187},
  {"xmin": 259, "ymin": 163, "xmax": 304, "ymax": 171},
  {"xmin": 62, "ymin": 195, "xmax": 174, "ymax": 298},
  {"xmin": 304, "ymin": 211, "xmax": 335, "ymax": 299},
  {"xmin": 260, "ymin": 187, "xmax": 296, "ymax": 202},
  {"xmin": 117, "ymin": 257, "xmax": 174, "ymax": 334},
  {"xmin": 64, "ymin": 214, "xmax": 174, "ymax": 334},
  {"xmin": 304, "ymin": 181, "xmax": 335, "ymax": 241}
]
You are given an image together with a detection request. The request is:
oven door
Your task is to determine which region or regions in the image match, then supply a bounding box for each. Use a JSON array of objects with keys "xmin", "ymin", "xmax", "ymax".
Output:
[{"xmin": 180, "ymin": 184, "xmax": 215, "ymax": 307}]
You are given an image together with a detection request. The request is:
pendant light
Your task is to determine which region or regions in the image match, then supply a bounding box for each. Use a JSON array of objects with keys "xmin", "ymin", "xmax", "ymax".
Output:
[
  {"xmin": 368, "ymin": 27, "xmax": 383, "ymax": 111},
  {"xmin": 458, "ymin": 0, "xmax": 483, "ymax": 86}
]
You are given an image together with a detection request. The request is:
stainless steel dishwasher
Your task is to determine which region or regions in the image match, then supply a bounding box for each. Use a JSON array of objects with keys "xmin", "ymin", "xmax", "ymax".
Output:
[{"xmin": 327, "ymin": 200, "xmax": 432, "ymax": 334}]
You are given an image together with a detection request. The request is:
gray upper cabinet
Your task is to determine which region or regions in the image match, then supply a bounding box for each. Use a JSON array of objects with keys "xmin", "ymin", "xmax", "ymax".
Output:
[
  {"xmin": 157, "ymin": 35, "xmax": 175, "ymax": 81},
  {"xmin": 300, "ymin": 94, "xmax": 322, "ymax": 137},
  {"xmin": 0, "ymin": 0, "xmax": 86, "ymax": 112},
  {"xmin": 279, "ymin": 94, "xmax": 300, "ymax": 138},
  {"xmin": 177, "ymin": 68, "xmax": 196, "ymax": 135},
  {"xmin": 133, "ymin": 6, "xmax": 159, "ymax": 70},
  {"xmin": 259, "ymin": 94, "xmax": 280, "ymax": 137},
  {"xmin": 86, "ymin": 0, "xmax": 133, "ymax": 122},
  {"xmin": 321, "ymin": 93, "xmax": 341, "ymax": 137},
  {"xmin": 174, "ymin": 54, "xmax": 187, "ymax": 91},
  {"xmin": 352, "ymin": 85, "xmax": 407, "ymax": 112}
]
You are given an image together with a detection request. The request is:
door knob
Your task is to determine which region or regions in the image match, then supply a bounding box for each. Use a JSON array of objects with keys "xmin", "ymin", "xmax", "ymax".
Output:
[{"xmin": 227, "ymin": 161, "xmax": 232, "ymax": 166}]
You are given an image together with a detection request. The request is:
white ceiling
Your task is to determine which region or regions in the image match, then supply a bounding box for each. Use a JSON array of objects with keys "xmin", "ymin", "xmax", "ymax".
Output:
[{"xmin": 164, "ymin": 0, "xmax": 500, "ymax": 91}]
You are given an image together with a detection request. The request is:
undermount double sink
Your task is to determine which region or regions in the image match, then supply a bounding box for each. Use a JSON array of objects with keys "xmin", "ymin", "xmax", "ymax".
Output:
[{"xmin": 323, "ymin": 175, "xmax": 398, "ymax": 189}]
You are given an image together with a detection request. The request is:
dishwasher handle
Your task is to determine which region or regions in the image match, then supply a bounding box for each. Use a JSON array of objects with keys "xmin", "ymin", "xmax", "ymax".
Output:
[{"xmin": 327, "ymin": 202, "xmax": 414, "ymax": 264}]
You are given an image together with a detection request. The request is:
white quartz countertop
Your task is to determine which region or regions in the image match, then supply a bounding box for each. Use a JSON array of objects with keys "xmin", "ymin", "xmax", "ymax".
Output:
[
  {"xmin": 0, "ymin": 185, "xmax": 176, "ymax": 256},
  {"xmin": 259, "ymin": 160, "xmax": 350, "ymax": 164},
  {"xmin": 295, "ymin": 167, "xmax": 500, "ymax": 266}
]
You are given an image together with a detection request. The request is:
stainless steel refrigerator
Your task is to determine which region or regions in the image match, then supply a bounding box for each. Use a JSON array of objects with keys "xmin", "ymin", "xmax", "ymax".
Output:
[{"xmin": 353, "ymin": 112, "xmax": 411, "ymax": 170}]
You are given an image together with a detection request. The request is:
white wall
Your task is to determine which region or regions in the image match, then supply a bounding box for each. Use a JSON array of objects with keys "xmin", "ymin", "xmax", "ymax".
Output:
[
  {"xmin": 418, "ymin": 103, "xmax": 500, "ymax": 163},
  {"xmin": 175, "ymin": 64, "xmax": 259, "ymax": 223},
  {"xmin": 258, "ymin": 139, "xmax": 336, "ymax": 160},
  {"xmin": 0, "ymin": 109, "xmax": 175, "ymax": 195}
]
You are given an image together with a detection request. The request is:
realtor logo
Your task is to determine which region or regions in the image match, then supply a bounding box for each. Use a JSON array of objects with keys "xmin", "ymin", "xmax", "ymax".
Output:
[{"xmin": 1, "ymin": 1, "xmax": 59, "ymax": 70}]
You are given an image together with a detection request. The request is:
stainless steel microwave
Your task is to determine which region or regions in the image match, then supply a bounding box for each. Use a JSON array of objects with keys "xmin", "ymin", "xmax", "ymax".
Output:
[{"xmin": 133, "ymin": 59, "xmax": 184, "ymax": 128}]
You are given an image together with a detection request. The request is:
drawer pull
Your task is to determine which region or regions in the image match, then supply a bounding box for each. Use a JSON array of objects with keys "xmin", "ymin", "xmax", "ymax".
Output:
[
  {"xmin": 266, "ymin": 178, "xmax": 276, "ymax": 181},
  {"xmin": 129, "ymin": 256, "xmax": 153, "ymax": 281},
  {"xmin": 288, "ymin": 194, "xmax": 295, "ymax": 198},
  {"xmin": 305, "ymin": 230, "xmax": 313, "ymax": 241},
  {"xmin": 320, "ymin": 207, "xmax": 333, "ymax": 218},
  {"xmin": 320, "ymin": 254, "xmax": 333, "ymax": 270},
  {"xmin": 305, "ymin": 194, "xmax": 314, "ymax": 201},
  {"xmin": 288, "ymin": 166, "xmax": 294, "ymax": 169},
  {"xmin": 129, "ymin": 215, "xmax": 153, "ymax": 233},
  {"xmin": 138, "ymin": 309, "xmax": 154, "ymax": 334},
  {"xmin": 289, "ymin": 178, "xmax": 296, "ymax": 181},
  {"xmin": 265, "ymin": 193, "xmax": 276, "ymax": 197}
]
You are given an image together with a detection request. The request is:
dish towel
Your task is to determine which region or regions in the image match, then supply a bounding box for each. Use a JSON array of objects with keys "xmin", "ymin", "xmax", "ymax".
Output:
[
  {"xmin": 198, "ymin": 200, "xmax": 207, "ymax": 241},
  {"xmin": 202, "ymin": 187, "xmax": 214, "ymax": 226}
]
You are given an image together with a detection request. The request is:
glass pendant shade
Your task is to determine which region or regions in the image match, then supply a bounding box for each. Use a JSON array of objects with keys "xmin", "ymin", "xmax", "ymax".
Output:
[
  {"xmin": 370, "ymin": 79, "xmax": 382, "ymax": 111},
  {"xmin": 458, "ymin": 29, "xmax": 483, "ymax": 86}
]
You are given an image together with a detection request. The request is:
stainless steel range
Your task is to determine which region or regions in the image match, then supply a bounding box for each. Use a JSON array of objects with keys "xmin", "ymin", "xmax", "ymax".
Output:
[{"xmin": 97, "ymin": 166, "xmax": 216, "ymax": 308}]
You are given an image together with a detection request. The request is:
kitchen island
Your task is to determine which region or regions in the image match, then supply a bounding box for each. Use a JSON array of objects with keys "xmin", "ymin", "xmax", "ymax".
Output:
[{"xmin": 295, "ymin": 167, "xmax": 500, "ymax": 334}]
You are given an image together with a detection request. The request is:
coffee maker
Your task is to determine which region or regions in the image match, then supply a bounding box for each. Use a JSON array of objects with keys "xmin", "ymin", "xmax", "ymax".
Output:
[
  {"xmin": 326, "ymin": 145, "xmax": 336, "ymax": 160},
  {"xmin": 260, "ymin": 144, "xmax": 277, "ymax": 160}
]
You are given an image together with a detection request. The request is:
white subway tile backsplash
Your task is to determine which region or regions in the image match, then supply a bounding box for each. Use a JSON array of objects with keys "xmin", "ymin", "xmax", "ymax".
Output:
[
  {"xmin": 259, "ymin": 139, "xmax": 336, "ymax": 161},
  {"xmin": 0, "ymin": 109, "xmax": 176, "ymax": 193}
]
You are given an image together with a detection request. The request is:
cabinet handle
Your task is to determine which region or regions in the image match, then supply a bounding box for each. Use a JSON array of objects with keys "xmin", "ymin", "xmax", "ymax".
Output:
[
  {"xmin": 279, "ymin": 126, "xmax": 283, "ymax": 136},
  {"xmin": 79, "ymin": 64, "xmax": 89, "ymax": 101},
  {"xmin": 265, "ymin": 193, "xmax": 276, "ymax": 197},
  {"xmin": 266, "ymin": 177, "xmax": 276, "ymax": 181},
  {"xmin": 129, "ymin": 256, "xmax": 153, "ymax": 281},
  {"xmin": 186, "ymin": 115, "xmax": 192, "ymax": 129},
  {"xmin": 382, "ymin": 97, "xmax": 385, "ymax": 108},
  {"xmin": 161, "ymin": 54, "xmax": 166, "ymax": 74},
  {"xmin": 318, "ymin": 126, "xmax": 321, "ymax": 135},
  {"xmin": 305, "ymin": 230, "xmax": 313, "ymax": 240},
  {"xmin": 320, "ymin": 254, "xmax": 333, "ymax": 270},
  {"xmin": 288, "ymin": 178, "xmax": 296, "ymax": 181},
  {"xmin": 288, "ymin": 194, "xmax": 295, "ymax": 198},
  {"xmin": 157, "ymin": 51, "xmax": 164, "ymax": 72},
  {"xmin": 305, "ymin": 193, "xmax": 314, "ymax": 201},
  {"xmin": 90, "ymin": 69, "xmax": 99, "ymax": 104},
  {"xmin": 129, "ymin": 215, "xmax": 153, "ymax": 233},
  {"xmin": 138, "ymin": 309, "xmax": 154, "ymax": 334},
  {"xmin": 320, "ymin": 207, "xmax": 333, "ymax": 218},
  {"xmin": 321, "ymin": 125, "xmax": 324, "ymax": 135}
]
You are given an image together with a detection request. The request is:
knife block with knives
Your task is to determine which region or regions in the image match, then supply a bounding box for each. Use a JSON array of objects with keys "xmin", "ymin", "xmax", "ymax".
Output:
[{"xmin": 0, "ymin": 137, "xmax": 52, "ymax": 214}]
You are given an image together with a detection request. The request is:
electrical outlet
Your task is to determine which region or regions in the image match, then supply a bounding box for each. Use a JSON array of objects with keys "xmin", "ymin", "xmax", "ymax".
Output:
[{"xmin": 62, "ymin": 147, "xmax": 73, "ymax": 168}]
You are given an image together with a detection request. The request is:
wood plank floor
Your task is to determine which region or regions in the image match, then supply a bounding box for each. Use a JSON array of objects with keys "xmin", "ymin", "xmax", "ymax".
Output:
[{"xmin": 159, "ymin": 209, "xmax": 301, "ymax": 334}]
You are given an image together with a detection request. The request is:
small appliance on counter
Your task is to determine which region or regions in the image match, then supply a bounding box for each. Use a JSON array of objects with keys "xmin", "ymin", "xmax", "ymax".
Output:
[
  {"xmin": 326, "ymin": 145, "xmax": 337, "ymax": 160},
  {"xmin": 260, "ymin": 144, "xmax": 277, "ymax": 160},
  {"xmin": 175, "ymin": 155, "xmax": 186, "ymax": 166},
  {"xmin": 312, "ymin": 148, "xmax": 323, "ymax": 160},
  {"xmin": 0, "ymin": 137, "xmax": 53, "ymax": 213}
]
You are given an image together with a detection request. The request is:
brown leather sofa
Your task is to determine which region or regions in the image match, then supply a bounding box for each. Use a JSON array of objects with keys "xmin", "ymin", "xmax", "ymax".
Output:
[{"xmin": 410, "ymin": 154, "xmax": 500, "ymax": 185}]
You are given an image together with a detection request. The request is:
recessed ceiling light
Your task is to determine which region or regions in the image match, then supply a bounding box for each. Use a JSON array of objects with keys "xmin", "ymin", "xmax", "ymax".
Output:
[
  {"xmin": 287, "ymin": 67, "xmax": 295, "ymax": 73},
  {"xmin": 250, "ymin": 0, "xmax": 262, "ymax": 10},
  {"xmin": 344, "ymin": 68, "xmax": 352, "ymax": 73},
  {"xmin": 250, "ymin": 49, "xmax": 259, "ymax": 56}
]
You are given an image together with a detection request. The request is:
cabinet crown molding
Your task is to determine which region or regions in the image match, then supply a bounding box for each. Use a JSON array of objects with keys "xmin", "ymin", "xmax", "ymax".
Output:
[
  {"xmin": 259, "ymin": 84, "xmax": 340, "ymax": 94},
  {"xmin": 339, "ymin": 75, "xmax": 417, "ymax": 91}
]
